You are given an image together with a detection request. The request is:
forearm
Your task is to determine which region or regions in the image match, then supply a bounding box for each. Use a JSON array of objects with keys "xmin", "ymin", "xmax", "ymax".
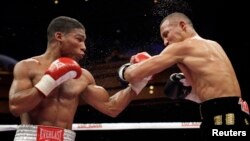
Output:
[
  {"xmin": 108, "ymin": 86, "xmax": 136, "ymax": 117},
  {"xmin": 118, "ymin": 54, "xmax": 153, "ymax": 95},
  {"xmin": 125, "ymin": 55, "xmax": 170, "ymax": 82},
  {"xmin": 124, "ymin": 63, "xmax": 151, "ymax": 83},
  {"xmin": 124, "ymin": 63, "xmax": 153, "ymax": 83},
  {"xmin": 9, "ymin": 88, "xmax": 44, "ymax": 116}
]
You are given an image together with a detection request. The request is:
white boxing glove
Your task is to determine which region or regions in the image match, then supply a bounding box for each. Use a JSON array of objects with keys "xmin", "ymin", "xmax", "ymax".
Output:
[{"xmin": 129, "ymin": 76, "xmax": 152, "ymax": 95}]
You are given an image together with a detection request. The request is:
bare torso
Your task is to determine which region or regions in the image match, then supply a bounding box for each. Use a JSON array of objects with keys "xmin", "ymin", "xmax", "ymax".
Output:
[
  {"xmin": 20, "ymin": 56, "xmax": 89, "ymax": 129},
  {"xmin": 177, "ymin": 38, "xmax": 241, "ymax": 102}
]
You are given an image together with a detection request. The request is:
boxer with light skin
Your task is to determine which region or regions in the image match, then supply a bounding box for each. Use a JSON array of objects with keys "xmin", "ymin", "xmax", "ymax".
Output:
[
  {"xmin": 119, "ymin": 12, "xmax": 250, "ymax": 140},
  {"xmin": 8, "ymin": 16, "xmax": 149, "ymax": 141}
]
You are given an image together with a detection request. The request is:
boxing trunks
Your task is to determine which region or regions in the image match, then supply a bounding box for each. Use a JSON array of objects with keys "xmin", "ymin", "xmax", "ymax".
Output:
[
  {"xmin": 200, "ymin": 97, "xmax": 250, "ymax": 126},
  {"xmin": 14, "ymin": 125, "xmax": 76, "ymax": 141},
  {"xmin": 199, "ymin": 97, "xmax": 250, "ymax": 140},
  {"xmin": 199, "ymin": 96, "xmax": 249, "ymax": 126}
]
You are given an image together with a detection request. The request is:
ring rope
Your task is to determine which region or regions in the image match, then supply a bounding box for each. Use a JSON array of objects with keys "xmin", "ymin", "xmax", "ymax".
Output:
[{"xmin": 0, "ymin": 122, "xmax": 201, "ymax": 132}]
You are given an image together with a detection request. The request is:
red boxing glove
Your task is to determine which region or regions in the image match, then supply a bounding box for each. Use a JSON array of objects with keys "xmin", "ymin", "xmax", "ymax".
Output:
[
  {"xmin": 130, "ymin": 52, "xmax": 151, "ymax": 64},
  {"xmin": 118, "ymin": 52, "xmax": 152, "ymax": 95},
  {"xmin": 129, "ymin": 52, "xmax": 152, "ymax": 95},
  {"xmin": 119, "ymin": 52, "xmax": 152, "ymax": 82},
  {"xmin": 35, "ymin": 57, "xmax": 82, "ymax": 96}
]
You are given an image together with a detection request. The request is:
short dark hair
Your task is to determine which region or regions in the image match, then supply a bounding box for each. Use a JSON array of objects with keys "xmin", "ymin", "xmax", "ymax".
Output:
[
  {"xmin": 160, "ymin": 12, "xmax": 193, "ymax": 27},
  {"xmin": 47, "ymin": 16, "xmax": 85, "ymax": 41}
]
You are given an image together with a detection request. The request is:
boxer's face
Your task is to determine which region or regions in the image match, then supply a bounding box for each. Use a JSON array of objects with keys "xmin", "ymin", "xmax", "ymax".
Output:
[
  {"xmin": 60, "ymin": 28, "xmax": 86, "ymax": 61},
  {"xmin": 160, "ymin": 20, "xmax": 184, "ymax": 47}
]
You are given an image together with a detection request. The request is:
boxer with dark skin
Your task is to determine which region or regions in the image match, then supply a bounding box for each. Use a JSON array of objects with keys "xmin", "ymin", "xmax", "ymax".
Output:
[{"xmin": 9, "ymin": 16, "xmax": 147, "ymax": 141}]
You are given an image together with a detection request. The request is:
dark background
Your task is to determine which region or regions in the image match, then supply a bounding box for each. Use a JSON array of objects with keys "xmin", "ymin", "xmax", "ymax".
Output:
[{"xmin": 0, "ymin": 0, "xmax": 250, "ymax": 140}]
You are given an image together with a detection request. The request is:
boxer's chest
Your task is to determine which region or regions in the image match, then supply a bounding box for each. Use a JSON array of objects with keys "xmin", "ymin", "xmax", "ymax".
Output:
[{"xmin": 32, "ymin": 68, "xmax": 87, "ymax": 98}]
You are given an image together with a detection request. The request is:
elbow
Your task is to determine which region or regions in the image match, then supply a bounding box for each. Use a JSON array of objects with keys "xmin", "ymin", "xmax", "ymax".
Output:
[
  {"xmin": 109, "ymin": 112, "xmax": 119, "ymax": 118},
  {"xmin": 9, "ymin": 104, "xmax": 21, "ymax": 117},
  {"xmin": 106, "ymin": 109, "xmax": 122, "ymax": 118}
]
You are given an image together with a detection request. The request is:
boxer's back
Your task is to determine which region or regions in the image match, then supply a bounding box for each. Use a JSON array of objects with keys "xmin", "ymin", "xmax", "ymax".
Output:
[{"xmin": 178, "ymin": 38, "xmax": 241, "ymax": 102}]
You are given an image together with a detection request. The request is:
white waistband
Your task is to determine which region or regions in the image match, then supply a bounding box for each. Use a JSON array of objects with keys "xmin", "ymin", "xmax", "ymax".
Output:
[{"xmin": 14, "ymin": 125, "xmax": 76, "ymax": 141}]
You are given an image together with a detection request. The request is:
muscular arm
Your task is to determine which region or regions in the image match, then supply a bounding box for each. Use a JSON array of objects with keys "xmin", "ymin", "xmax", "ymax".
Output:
[
  {"xmin": 124, "ymin": 43, "xmax": 184, "ymax": 83},
  {"xmin": 9, "ymin": 61, "xmax": 44, "ymax": 117},
  {"xmin": 81, "ymin": 70, "xmax": 136, "ymax": 117}
]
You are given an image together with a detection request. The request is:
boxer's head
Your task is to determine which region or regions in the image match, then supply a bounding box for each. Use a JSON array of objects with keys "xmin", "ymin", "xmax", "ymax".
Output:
[
  {"xmin": 160, "ymin": 12, "xmax": 194, "ymax": 46},
  {"xmin": 47, "ymin": 16, "xmax": 85, "ymax": 42}
]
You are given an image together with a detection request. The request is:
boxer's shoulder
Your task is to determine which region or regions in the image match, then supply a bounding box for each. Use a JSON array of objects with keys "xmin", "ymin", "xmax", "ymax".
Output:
[
  {"xmin": 13, "ymin": 57, "xmax": 45, "ymax": 75},
  {"xmin": 80, "ymin": 68, "xmax": 95, "ymax": 84},
  {"xmin": 18, "ymin": 56, "xmax": 40, "ymax": 64}
]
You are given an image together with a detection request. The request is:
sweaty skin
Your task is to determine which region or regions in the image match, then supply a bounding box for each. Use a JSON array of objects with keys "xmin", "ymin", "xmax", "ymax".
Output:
[
  {"xmin": 9, "ymin": 21, "xmax": 136, "ymax": 130},
  {"xmin": 124, "ymin": 14, "xmax": 241, "ymax": 102}
]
